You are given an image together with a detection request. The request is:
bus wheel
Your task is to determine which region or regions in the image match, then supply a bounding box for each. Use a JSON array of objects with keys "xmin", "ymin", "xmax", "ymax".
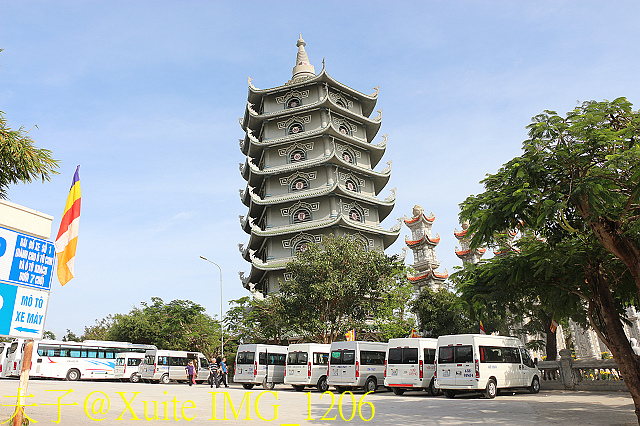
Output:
[
  {"xmin": 130, "ymin": 374, "xmax": 140, "ymax": 383},
  {"xmin": 317, "ymin": 376, "xmax": 328, "ymax": 393},
  {"xmin": 484, "ymin": 379, "xmax": 497, "ymax": 399},
  {"xmin": 160, "ymin": 374, "xmax": 170, "ymax": 384},
  {"xmin": 364, "ymin": 377, "xmax": 377, "ymax": 393},
  {"xmin": 392, "ymin": 388, "xmax": 405, "ymax": 395},
  {"xmin": 65, "ymin": 369, "xmax": 80, "ymax": 381},
  {"xmin": 443, "ymin": 389, "xmax": 456, "ymax": 399},
  {"xmin": 242, "ymin": 384, "xmax": 254, "ymax": 390},
  {"xmin": 293, "ymin": 385, "xmax": 305, "ymax": 392}
]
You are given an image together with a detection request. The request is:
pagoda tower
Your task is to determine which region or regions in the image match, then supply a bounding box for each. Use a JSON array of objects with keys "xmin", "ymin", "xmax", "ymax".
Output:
[
  {"xmin": 454, "ymin": 221, "xmax": 486, "ymax": 264},
  {"xmin": 238, "ymin": 36, "xmax": 401, "ymax": 295},
  {"xmin": 403, "ymin": 205, "xmax": 448, "ymax": 292}
]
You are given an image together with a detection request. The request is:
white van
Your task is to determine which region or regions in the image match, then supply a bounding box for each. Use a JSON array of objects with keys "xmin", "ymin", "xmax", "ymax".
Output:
[
  {"xmin": 327, "ymin": 341, "xmax": 387, "ymax": 393},
  {"xmin": 141, "ymin": 349, "xmax": 210, "ymax": 384},
  {"xmin": 234, "ymin": 344, "xmax": 287, "ymax": 390},
  {"xmin": 435, "ymin": 334, "xmax": 540, "ymax": 398},
  {"xmin": 114, "ymin": 352, "xmax": 145, "ymax": 383},
  {"xmin": 284, "ymin": 343, "xmax": 330, "ymax": 392},
  {"xmin": 384, "ymin": 337, "xmax": 438, "ymax": 395},
  {"xmin": 0, "ymin": 342, "xmax": 11, "ymax": 378}
]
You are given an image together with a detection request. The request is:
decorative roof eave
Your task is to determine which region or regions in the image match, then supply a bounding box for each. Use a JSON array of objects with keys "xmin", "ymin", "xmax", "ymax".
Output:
[
  {"xmin": 407, "ymin": 268, "xmax": 449, "ymax": 282},
  {"xmin": 404, "ymin": 212, "xmax": 436, "ymax": 227},
  {"xmin": 240, "ymin": 267, "xmax": 266, "ymax": 292},
  {"xmin": 246, "ymin": 68, "xmax": 379, "ymax": 117},
  {"xmin": 246, "ymin": 214, "xmax": 402, "ymax": 247},
  {"xmin": 455, "ymin": 248, "xmax": 486, "ymax": 256},
  {"xmin": 405, "ymin": 232, "xmax": 441, "ymax": 247},
  {"xmin": 242, "ymin": 150, "xmax": 391, "ymax": 192},
  {"xmin": 241, "ymin": 122, "xmax": 387, "ymax": 165},
  {"xmin": 454, "ymin": 229, "xmax": 468, "ymax": 238},
  {"xmin": 248, "ymin": 250, "xmax": 292, "ymax": 271},
  {"xmin": 243, "ymin": 94, "xmax": 382, "ymax": 132}
]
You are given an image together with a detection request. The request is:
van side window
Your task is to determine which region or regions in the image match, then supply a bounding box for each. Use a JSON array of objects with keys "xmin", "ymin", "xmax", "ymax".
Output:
[
  {"xmin": 361, "ymin": 351, "xmax": 385, "ymax": 365},
  {"xmin": 200, "ymin": 358, "xmax": 209, "ymax": 368},
  {"xmin": 268, "ymin": 353, "xmax": 286, "ymax": 366},
  {"xmin": 313, "ymin": 352, "xmax": 328, "ymax": 365},
  {"xmin": 424, "ymin": 348, "xmax": 436, "ymax": 365},
  {"xmin": 480, "ymin": 346, "xmax": 522, "ymax": 363},
  {"xmin": 128, "ymin": 358, "xmax": 142, "ymax": 367},
  {"xmin": 158, "ymin": 356, "xmax": 169, "ymax": 366},
  {"xmin": 259, "ymin": 352, "xmax": 267, "ymax": 365}
]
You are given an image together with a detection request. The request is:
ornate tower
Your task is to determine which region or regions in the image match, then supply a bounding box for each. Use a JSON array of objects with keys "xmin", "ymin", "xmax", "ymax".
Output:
[
  {"xmin": 238, "ymin": 36, "xmax": 401, "ymax": 295},
  {"xmin": 454, "ymin": 221, "xmax": 486, "ymax": 264},
  {"xmin": 404, "ymin": 205, "xmax": 448, "ymax": 292}
]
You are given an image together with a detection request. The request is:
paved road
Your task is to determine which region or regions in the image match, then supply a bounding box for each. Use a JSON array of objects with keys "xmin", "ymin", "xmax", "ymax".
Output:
[{"xmin": 0, "ymin": 379, "xmax": 636, "ymax": 425}]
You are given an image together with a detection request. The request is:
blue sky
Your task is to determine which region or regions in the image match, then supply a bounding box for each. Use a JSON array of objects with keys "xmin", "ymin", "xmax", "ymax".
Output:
[{"xmin": 2, "ymin": 1, "xmax": 639, "ymax": 339}]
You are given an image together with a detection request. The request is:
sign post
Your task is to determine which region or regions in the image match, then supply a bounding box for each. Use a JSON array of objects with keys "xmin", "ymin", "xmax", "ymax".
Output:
[{"xmin": 0, "ymin": 225, "xmax": 55, "ymax": 426}]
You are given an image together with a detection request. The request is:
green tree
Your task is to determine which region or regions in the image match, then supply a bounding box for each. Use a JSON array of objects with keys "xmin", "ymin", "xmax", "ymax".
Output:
[
  {"xmin": 372, "ymin": 265, "xmax": 416, "ymax": 341},
  {"xmin": 412, "ymin": 286, "xmax": 475, "ymax": 337},
  {"xmin": 0, "ymin": 111, "xmax": 58, "ymax": 198},
  {"xmin": 104, "ymin": 298, "xmax": 221, "ymax": 357},
  {"xmin": 82, "ymin": 315, "xmax": 115, "ymax": 341},
  {"xmin": 280, "ymin": 235, "xmax": 401, "ymax": 343},
  {"xmin": 42, "ymin": 330, "xmax": 56, "ymax": 340},
  {"xmin": 453, "ymin": 236, "xmax": 588, "ymax": 360},
  {"xmin": 459, "ymin": 98, "xmax": 640, "ymax": 421},
  {"xmin": 62, "ymin": 329, "xmax": 81, "ymax": 342}
]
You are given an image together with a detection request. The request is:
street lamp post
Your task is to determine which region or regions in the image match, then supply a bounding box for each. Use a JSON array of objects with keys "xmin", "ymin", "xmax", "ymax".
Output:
[{"xmin": 199, "ymin": 255, "xmax": 224, "ymax": 357}]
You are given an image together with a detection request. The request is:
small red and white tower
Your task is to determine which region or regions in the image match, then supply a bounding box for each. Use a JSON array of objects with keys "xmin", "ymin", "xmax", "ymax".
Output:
[
  {"xmin": 404, "ymin": 205, "xmax": 448, "ymax": 292},
  {"xmin": 454, "ymin": 220, "xmax": 486, "ymax": 265}
]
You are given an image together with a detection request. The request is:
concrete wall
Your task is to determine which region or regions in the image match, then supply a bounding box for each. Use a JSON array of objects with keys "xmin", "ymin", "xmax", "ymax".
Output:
[{"xmin": 0, "ymin": 200, "xmax": 53, "ymax": 239}]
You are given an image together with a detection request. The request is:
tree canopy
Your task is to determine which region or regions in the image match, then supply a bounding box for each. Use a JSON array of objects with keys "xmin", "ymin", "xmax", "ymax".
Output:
[
  {"xmin": 0, "ymin": 111, "xmax": 59, "ymax": 199},
  {"xmin": 459, "ymin": 97, "xmax": 640, "ymax": 421}
]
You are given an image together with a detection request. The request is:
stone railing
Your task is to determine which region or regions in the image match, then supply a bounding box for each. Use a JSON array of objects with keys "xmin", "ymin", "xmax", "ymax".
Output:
[{"xmin": 537, "ymin": 349, "xmax": 627, "ymax": 391}]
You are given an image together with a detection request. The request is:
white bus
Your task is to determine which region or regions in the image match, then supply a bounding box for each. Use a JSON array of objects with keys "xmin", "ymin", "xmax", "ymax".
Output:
[
  {"xmin": 284, "ymin": 343, "xmax": 330, "ymax": 392},
  {"xmin": 435, "ymin": 334, "xmax": 540, "ymax": 398},
  {"xmin": 384, "ymin": 337, "xmax": 438, "ymax": 395},
  {"xmin": 14, "ymin": 340, "xmax": 155, "ymax": 381},
  {"xmin": 114, "ymin": 352, "xmax": 145, "ymax": 383},
  {"xmin": 327, "ymin": 341, "xmax": 387, "ymax": 393},
  {"xmin": 234, "ymin": 344, "xmax": 287, "ymax": 390},
  {"xmin": 140, "ymin": 349, "xmax": 210, "ymax": 384}
]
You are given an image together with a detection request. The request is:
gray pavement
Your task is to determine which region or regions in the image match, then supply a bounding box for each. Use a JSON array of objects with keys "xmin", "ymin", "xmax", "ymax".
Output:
[{"xmin": 0, "ymin": 379, "xmax": 636, "ymax": 425}]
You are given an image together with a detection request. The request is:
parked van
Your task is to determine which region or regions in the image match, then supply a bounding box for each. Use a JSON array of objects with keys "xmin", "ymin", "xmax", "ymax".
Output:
[
  {"xmin": 435, "ymin": 334, "xmax": 540, "ymax": 398},
  {"xmin": 384, "ymin": 337, "xmax": 438, "ymax": 395},
  {"xmin": 234, "ymin": 344, "xmax": 287, "ymax": 390},
  {"xmin": 114, "ymin": 352, "xmax": 145, "ymax": 383},
  {"xmin": 0, "ymin": 342, "xmax": 11, "ymax": 378},
  {"xmin": 327, "ymin": 341, "xmax": 387, "ymax": 393},
  {"xmin": 141, "ymin": 349, "xmax": 209, "ymax": 384},
  {"xmin": 285, "ymin": 343, "xmax": 330, "ymax": 392}
]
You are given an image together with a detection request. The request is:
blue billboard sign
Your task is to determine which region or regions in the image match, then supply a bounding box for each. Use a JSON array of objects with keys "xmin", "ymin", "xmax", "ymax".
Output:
[{"xmin": 0, "ymin": 226, "xmax": 55, "ymax": 291}]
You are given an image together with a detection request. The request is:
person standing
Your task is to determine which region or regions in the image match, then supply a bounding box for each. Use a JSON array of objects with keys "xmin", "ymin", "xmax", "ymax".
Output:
[
  {"xmin": 186, "ymin": 361, "xmax": 195, "ymax": 386},
  {"xmin": 209, "ymin": 357, "xmax": 220, "ymax": 388},
  {"xmin": 220, "ymin": 357, "xmax": 229, "ymax": 387}
]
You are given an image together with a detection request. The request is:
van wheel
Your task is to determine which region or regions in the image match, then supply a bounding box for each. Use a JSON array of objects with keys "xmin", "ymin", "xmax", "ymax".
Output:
[
  {"xmin": 364, "ymin": 377, "xmax": 377, "ymax": 393},
  {"xmin": 263, "ymin": 379, "xmax": 275, "ymax": 390},
  {"xmin": 242, "ymin": 384, "xmax": 254, "ymax": 390},
  {"xmin": 529, "ymin": 376, "xmax": 540, "ymax": 394},
  {"xmin": 317, "ymin": 376, "xmax": 328, "ymax": 393},
  {"xmin": 484, "ymin": 379, "xmax": 497, "ymax": 399},
  {"xmin": 130, "ymin": 374, "xmax": 140, "ymax": 383},
  {"xmin": 427, "ymin": 378, "xmax": 440, "ymax": 396},
  {"xmin": 443, "ymin": 389, "xmax": 456, "ymax": 399},
  {"xmin": 160, "ymin": 374, "xmax": 170, "ymax": 384},
  {"xmin": 65, "ymin": 369, "xmax": 80, "ymax": 381},
  {"xmin": 392, "ymin": 388, "xmax": 405, "ymax": 395},
  {"xmin": 293, "ymin": 385, "xmax": 305, "ymax": 392}
]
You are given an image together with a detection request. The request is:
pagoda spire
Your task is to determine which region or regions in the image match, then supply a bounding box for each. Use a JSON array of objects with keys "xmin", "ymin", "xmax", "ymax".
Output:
[{"xmin": 291, "ymin": 34, "xmax": 316, "ymax": 81}]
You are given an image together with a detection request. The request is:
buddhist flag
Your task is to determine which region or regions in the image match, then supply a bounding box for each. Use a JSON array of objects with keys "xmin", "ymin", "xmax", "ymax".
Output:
[
  {"xmin": 550, "ymin": 320, "xmax": 559, "ymax": 334},
  {"xmin": 55, "ymin": 166, "xmax": 81, "ymax": 286},
  {"xmin": 410, "ymin": 328, "xmax": 420, "ymax": 338},
  {"xmin": 345, "ymin": 329, "xmax": 355, "ymax": 341},
  {"xmin": 479, "ymin": 321, "xmax": 486, "ymax": 335}
]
